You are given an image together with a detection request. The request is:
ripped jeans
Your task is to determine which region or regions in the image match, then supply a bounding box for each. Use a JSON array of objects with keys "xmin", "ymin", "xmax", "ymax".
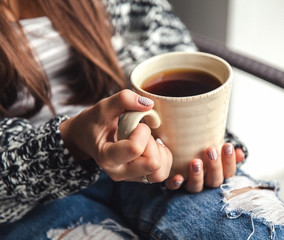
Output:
[{"xmin": 1, "ymin": 170, "xmax": 284, "ymax": 240}]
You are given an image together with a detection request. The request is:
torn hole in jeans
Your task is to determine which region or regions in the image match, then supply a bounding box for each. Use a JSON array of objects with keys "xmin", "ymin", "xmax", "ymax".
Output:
[
  {"xmin": 47, "ymin": 218, "xmax": 139, "ymax": 240},
  {"xmin": 221, "ymin": 175, "xmax": 284, "ymax": 239}
]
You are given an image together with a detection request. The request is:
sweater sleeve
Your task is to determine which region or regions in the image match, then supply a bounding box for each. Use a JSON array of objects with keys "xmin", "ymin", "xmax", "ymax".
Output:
[
  {"xmin": 0, "ymin": 116, "xmax": 100, "ymax": 224},
  {"xmin": 106, "ymin": 0, "xmax": 197, "ymax": 75}
]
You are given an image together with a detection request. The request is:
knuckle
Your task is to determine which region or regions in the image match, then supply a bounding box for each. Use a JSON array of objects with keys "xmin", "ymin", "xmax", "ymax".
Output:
[
  {"xmin": 127, "ymin": 142, "xmax": 144, "ymax": 157},
  {"xmin": 118, "ymin": 89, "xmax": 131, "ymax": 104},
  {"xmin": 145, "ymin": 158, "xmax": 161, "ymax": 172}
]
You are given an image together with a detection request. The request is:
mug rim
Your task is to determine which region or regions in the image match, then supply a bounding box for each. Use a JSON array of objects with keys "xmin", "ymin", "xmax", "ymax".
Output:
[{"xmin": 130, "ymin": 51, "xmax": 233, "ymax": 102}]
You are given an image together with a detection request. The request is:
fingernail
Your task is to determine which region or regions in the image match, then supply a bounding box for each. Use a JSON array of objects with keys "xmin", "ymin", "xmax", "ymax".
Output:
[
  {"xmin": 192, "ymin": 162, "xmax": 201, "ymax": 173},
  {"xmin": 156, "ymin": 138, "xmax": 165, "ymax": 147},
  {"xmin": 138, "ymin": 96, "xmax": 154, "ymax": 106},
  {"xmin": 207, "ymin": 148, "xmax": 217, "ymax": 161},
  {"xmin": 224, "ymin": 144, "xmax": 233, "ymax": 155},
  {"xmin": 174, "ymin": 181, "xmax": 183, "ymax": 187}
]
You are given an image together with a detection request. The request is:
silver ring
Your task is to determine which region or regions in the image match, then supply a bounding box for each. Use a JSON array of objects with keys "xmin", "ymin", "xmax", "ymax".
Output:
[{"xmin": 141, "ymin": 175, "xmax": 151, "ymax": 184}]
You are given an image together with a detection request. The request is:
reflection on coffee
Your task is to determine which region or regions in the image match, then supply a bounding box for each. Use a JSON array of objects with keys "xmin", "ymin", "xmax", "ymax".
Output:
[{"xmin": 142, "ymin": 69, "xmax": 222, "ymax": 97}]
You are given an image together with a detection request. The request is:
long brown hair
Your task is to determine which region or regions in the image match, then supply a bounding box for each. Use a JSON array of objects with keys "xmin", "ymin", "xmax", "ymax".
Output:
[{"xmin": 0, "ymin": 0, "xmax": 126, "ymax": 118}]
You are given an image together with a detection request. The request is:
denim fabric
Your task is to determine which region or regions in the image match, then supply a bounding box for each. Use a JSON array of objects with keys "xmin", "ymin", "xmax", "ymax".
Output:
[{"xmin": 1, "ymin": 171, "xmax": 284, "ymax": 240}]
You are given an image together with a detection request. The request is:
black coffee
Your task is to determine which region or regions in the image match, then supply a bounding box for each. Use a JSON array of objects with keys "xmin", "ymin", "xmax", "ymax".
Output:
[{"xmin": 142, "ymin": 69, "xmax": 222, "ymax": 97}]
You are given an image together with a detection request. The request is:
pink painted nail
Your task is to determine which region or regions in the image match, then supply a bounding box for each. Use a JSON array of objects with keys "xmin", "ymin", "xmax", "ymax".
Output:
[
  {"xmin": 207, "ymin": 148, "xmax": 217, "ymax": 161},
  {"xmin": 192, "ymin": 162, "xmax": 201, "ymax": 174},
  {"xmin": 224, "ymin": 144, "xmax": 233, "ymax": 155},
  {"xmin": 138, "ymin": 96, "xmax": 154, "ymax": 106}
]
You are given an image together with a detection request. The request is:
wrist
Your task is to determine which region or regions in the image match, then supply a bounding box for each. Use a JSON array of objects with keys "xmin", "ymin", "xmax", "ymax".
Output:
[{"xmin": 59, "ymin": 116, "xmax": 91, "ymax": 161}]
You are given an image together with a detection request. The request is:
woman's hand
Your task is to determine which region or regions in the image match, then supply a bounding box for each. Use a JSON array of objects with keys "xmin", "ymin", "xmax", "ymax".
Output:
[
  {"xmin": 165, "ymin": 144, "xmax": 245, "ymax": 192},
  {"xmin": 59, "ymin": 89, "xmax": 173, "ymax": 183},
  {"xmin": 60, "ymin": 89, "xmax": 243, "ymax": 189}
]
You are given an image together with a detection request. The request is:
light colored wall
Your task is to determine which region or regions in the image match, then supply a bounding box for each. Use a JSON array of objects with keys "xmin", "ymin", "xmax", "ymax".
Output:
[{"xmin": 227, "ymin": 0, "xmax": 284, "ymax": 70}]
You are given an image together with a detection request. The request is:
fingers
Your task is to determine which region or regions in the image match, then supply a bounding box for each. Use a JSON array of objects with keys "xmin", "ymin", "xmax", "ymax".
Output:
[
  {"xmin": 185, "ymin": 159, "xmax": 204, "ymax": 193},
  {"xmin": 165, "ymin": 159, "xmax": 205, "ymax": 193},
  {"xmin": 103, "ymin": 89, "xmax": 154, "ymax": 119},
  {"xmin": 102, "ymin": 134, "xmax": 172, "ymax": 183},
  {"xmin": 204, "ymin": 146, "xmax": 224, "ymax": 188},
  {"xmin": 183, "ymin": 144, "xmax": 237, "ymax": 193},
  {"xmin": 124, "ymin": 137, "xmax": 173, "ymax": 183},
  {"xmin": 221, "ymin": 143, "xmax": 237, "ymax": 179},
  {"xmin": 167, "ymin": 144, "xmax": 239, "ymax": 193},
  {"xmin": 102, "ymin": 123, "xmax": 151, "ymax": 165},
  {"xmin": 124, "ymin": 137, "xmax": 164, "ymax": 181},
  {"xmin": 164, "ymin": 174, "xmax": 184, "ymax": 190},
  {"xmin": 95, "ymin": 90, "xmax": 172, "ymax": 183},
  {"xmin": 235, "ymin": 148, "xmax": 245, "ymax": 164},
  {"xmin": 204, "ymin": 144, "xmax": 237, "ymax": 188}
]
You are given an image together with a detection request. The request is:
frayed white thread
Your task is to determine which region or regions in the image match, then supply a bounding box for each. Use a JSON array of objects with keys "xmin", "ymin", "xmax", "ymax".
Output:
[
  {"xmin": 47, "ymin": 218, "xmax": 139, "ymax": 240},
  {"xmin": 221, "ymin": 176, "xmax": 284, "ymax": 239},
  {"xmin": 247, "ymin": 215, "xmax": 255, "ymax": 240},
  {"xmin": 270, "ymin": 224, "xmax": 276, "ymax": 240}
]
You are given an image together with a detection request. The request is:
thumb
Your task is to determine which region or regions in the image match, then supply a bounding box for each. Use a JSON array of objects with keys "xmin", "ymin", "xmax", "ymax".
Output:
[{"xmin": 104, "ymin": 89, "xmax": 154, "ymax": 119}]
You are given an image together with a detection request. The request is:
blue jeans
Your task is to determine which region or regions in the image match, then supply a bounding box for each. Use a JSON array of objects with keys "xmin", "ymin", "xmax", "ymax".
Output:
[{"xmin": 1, "ymin": 170, "xmax": 284, "ymax": 240}]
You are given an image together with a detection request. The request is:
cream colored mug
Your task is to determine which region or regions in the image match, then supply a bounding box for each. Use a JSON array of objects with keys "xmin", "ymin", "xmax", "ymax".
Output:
[{"xmin": 118, "ymin": 52, "xmax": 233, "ymax": 179}]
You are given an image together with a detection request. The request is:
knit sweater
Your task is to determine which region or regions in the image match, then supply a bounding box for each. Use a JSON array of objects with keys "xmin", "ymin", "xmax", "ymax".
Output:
[{"xmin": 0, "ymin": 0, "xmax": 245, "ymax": 224}]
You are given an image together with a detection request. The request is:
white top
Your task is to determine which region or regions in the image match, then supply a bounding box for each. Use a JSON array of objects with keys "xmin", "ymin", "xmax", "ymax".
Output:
[{"xmin": 10, "ymin": 16, "xmax": 86, "ymax": 125}]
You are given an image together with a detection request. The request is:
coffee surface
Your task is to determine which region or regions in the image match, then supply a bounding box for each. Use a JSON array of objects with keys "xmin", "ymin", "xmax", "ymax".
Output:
[{"xmin": 142, "ymin": 69, "xmax": 222, "ymax": 97}]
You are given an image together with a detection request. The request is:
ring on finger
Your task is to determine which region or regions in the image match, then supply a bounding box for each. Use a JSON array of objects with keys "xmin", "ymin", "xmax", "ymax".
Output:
[{"xmin": 142, "ymin": 175, "xmax": 152, "ymax": 184}]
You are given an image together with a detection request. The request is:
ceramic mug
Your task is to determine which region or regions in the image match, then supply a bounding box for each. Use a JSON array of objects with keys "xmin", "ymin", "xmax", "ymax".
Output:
[{"xmin": 117, "ymin": 52, "xmax": 233, "ymax": 179}]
